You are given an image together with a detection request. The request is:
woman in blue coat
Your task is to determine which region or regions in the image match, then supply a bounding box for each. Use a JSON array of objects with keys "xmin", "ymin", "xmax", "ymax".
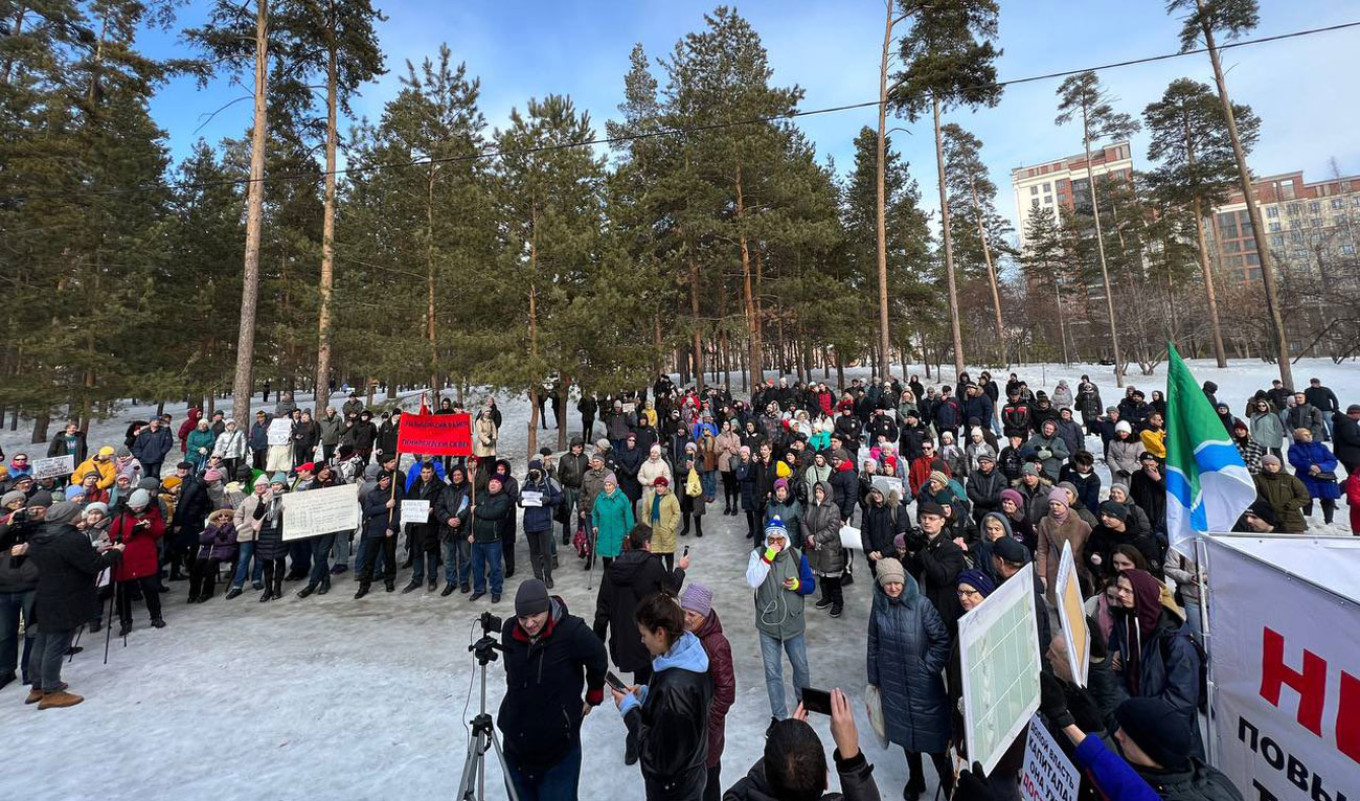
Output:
[
  {"xmin": 867, "ymin": 557, "xmax": 953, "ymax": 801},
  {"xmin": 1287, "ymin": 427, "xmax": 1340, "ymax": 525}
]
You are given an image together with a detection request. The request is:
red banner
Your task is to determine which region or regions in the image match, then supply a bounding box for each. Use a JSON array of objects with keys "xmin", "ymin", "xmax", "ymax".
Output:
[{"xmin": 396, "ymin": 412, "xmax": 472, "ymax": 456}]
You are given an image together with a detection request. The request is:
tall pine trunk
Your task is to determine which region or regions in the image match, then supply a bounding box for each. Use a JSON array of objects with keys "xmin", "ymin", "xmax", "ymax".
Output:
[
  {"xmin": 970, "ymin": 179, "xmax": 1006, "ymax": 364},
  {"xmin": 231, "ymin": 0, "xmax": 269, "ymax": 424},
  {"xmin": 932, "ymin": 98, "xmax": 965, "ymax": 380},
  {"xmin": 736, "ymin": 163, "xmax": 762, "ymax": 387},
  {"xmin": 874, "ymin": 2, "xmax": 894, "ymax": 380},
  {"xmin": 315, "ymin": 37, "xmax": 338, "ymax": 413},
  {"xmin": 1080, "ymin": 104, "xmax": 1124, "ymax": 387},
  {"xmin": 1196, "ymin": 2, "xmax": 1291, "ymax": 385}
]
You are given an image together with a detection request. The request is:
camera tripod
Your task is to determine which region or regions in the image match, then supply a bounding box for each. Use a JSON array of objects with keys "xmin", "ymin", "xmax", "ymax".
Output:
[{"xmin": 457, "ymin": 617, "xmax": 519, "ymax": 801}]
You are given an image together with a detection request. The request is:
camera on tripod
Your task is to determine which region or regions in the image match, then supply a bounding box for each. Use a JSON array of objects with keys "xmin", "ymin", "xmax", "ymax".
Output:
[{"xmin": 470, "ymin": 611, "xmax": 504, "ymax": 665}]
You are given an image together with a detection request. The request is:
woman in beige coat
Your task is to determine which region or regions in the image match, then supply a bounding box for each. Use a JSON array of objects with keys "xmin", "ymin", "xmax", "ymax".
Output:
[
  {"xmin": 715, "ymin": 420, "xmax": 742, "ymax": 515},
  {"xmin": 1036, "ymin": 486, "xmax": 1092, "ymax": 605},
  {"xmin": 645, "ymin": 476, "xmax": 683, "ymax": 571},
  {"xmin": 473, "ymin": 409, "xmax": 498, "ymax": 459}
]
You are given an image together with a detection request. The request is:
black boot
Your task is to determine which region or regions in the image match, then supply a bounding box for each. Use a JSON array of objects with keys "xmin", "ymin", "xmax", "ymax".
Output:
[
  {"xmin": 401, "ymin": 579, "xmax": 421, "ymax": 594},
  {"xmin": 297, "ymin": 585, "xmax": 316, "ymax": 599},
  {"xmin": 694, "ymin": 518, "xmax": 704, "ymax": 538},
  {"xmin": 385, "ymin": 580, "xmax": 395, "ymax": 592},
  {"xmin": 681, "ymin": 514, "xmax": 690, "ymax": 536},
  {"xmin": 259, "ymin": 588, "xmax": 274, "ymax": 603},
  {"xmin": 317, "ymin": 579, "xmax": 331, "ymax": 595},
  {"xmin": 225, "ymin": 587, "xmax": 243, "ymax": 600},
  {"xmin": 441, "ymin": 583, "xmax": 456, "ymax": 597},
  {"xmin": 151, "ymin": 618, "xmax": 166, "ymax": 629},
  {"xmin": 354, "ymin": 582, "xmax": 371, "ymax": 599}
]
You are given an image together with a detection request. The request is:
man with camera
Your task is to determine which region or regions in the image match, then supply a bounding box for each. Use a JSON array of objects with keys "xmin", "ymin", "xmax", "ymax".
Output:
[
  {"xmin": 898, "ymin": 503, "xmax": 965, "ymax": 634},
  {"xmin": 0, "ymin": 490, "xmax": 44, "ymax": 689},
  {"xmin": 498, "ymin": 578, "xmax": 608, "ymax": 801}
]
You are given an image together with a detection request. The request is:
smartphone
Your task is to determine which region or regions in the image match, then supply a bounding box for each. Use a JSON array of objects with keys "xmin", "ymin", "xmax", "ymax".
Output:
[
  {"xmin": 682, "ymin": 546, "xmax": 690, "ymax": 557},
  {"xmin": 801, "ymin": 687, "xmax": 832, "ymax": 715},
  {"xmin": 605, "ymin": 671, "xmax": 628, "ymax": 693}
]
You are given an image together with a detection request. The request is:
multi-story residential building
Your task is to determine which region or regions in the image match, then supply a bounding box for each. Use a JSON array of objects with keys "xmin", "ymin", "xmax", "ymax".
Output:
[
  {"xmin": 1209, "ymin": 170, "xmax": 1360, "ymax": 287},
  {"xmin": 1011, "ymin": 141, "xmax": 1135, "ymax": 249}
]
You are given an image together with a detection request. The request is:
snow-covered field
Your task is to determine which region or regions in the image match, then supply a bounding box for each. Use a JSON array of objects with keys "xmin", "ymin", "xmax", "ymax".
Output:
[{"xmin": 3, "ymin": 358, "xmax": 1356, "ymax": 801}]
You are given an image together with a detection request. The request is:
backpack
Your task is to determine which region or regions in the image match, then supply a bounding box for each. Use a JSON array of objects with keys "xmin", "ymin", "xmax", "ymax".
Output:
[{"xmin": 1163, "ymin": 627, "xmax": 1210, "ymax": 713}]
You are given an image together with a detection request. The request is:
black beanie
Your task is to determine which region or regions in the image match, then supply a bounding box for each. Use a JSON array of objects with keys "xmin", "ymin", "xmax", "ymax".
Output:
[
  {"xmin": 1099, "ymin": 500, "xmax": 1129, "ymax": 522},
  {"xmin": 515, "ymin": 579, "xmax": 550, "ymax": 618},
  {"xmin": 1115, "ymin": 698, "xmax": 1192, "ymax": 771}
]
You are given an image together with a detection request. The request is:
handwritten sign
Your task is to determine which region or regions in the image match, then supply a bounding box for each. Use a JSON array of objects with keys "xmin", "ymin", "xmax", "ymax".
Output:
[
  {"xmin": 1020, "ymin": 714, "xmax": 1079, "ymax": 801},
  {"xmin": 30, "ymin": 455, "xmax": 74, "ymax": 480},
  {"xmin": 397, "ymin": 412, "xmax": 471, "ymax": 456},
  {"xmin": 267, "ymin": 417, "xmax": 292, "ymax": 446},
  {"xmin": 521, "ymin": 490, "xmax": 543, "ymax": 508},
  {"xmin": 281, "ymin": 483, "xmax": 359, "ymax": 541},
  {"xmin": 400, "ymin": 499, "xmax": 431, "ymax": 526}
]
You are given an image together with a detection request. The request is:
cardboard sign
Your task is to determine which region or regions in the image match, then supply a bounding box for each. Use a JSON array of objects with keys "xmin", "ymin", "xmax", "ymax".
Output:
[
  {"xmin": 267, "ymin": 417, "xmax": 292, "ymax": 446},
  {"xmin": 397, "ymin": 412, "xmax": 471, "ymax": 456},
  {"xmin": 1055, "ymin": 541, "xmax": 1090, "ymax": 687},
  {"xmin": 281, "ymin": 484, "xmax": 359, "ymax": 541},
  {"xmin": 30, "ymin": 455, "xmax": 74, "ymax": 480},
  {"xmin": 400, "ymin": 500, "xmax": 431, "ymax": 526},
  {"xmin": 521, "ymin": 490, "xmax": 543, "ymax": 508},
  {"xmin": 958, "ymin": 562, "xmax": 1043, "ymax": 774},
  {"xmin": 1020, "ymin": 714, "xmax": 1080, "ymax": 801}
]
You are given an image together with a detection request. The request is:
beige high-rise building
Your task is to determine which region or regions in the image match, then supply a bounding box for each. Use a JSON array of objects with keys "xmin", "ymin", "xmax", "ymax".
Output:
[{"xmin": 1011, "ymin": 141, "xmax": 1134, "ymax": 249}]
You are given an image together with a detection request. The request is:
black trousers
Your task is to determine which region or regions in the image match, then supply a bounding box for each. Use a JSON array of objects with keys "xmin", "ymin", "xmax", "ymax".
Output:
[
  {"xmin": 359, "ymin": 536, "xmax": 397, "ymax": 585},
  {"xmin": 819, "ymin": 574, "xmax": 844, "ymax": 608},
  {"xmin": 261, "ymin": 557, "xmax": 286, "ymax": 594},
  {"xmin": 703, "ymin": 762, "xmax": 722, "ymax": 801},
  {"xmin": 189, "ymin": 557, "xmax": 220, "ymax": 599},
  {"xmin": 904, "ymin": 749, "xmax": 954, "ymax": 795},
  {"xmin": 116, "ymin": 576, "xmax": 162, "ymax": 625},
  {"xmin": 501, "ymin": 525, "xmax": 517, "ymax": 577}
]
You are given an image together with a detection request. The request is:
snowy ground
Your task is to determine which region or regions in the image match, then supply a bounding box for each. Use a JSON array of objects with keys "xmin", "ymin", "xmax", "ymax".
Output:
[{"xmin": 3, "ymin": 358, "xmax": 1357, "ymax": 801}]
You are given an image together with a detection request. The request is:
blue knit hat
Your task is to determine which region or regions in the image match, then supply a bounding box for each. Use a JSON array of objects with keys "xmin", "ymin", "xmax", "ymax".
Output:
[{"xmin": 764, "ymin": 516, "xmax": 788, "ymax": 543}]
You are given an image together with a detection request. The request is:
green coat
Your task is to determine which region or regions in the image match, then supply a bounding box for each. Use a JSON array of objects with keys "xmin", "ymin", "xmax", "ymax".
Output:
[
  {"xmin": 1254, "ymin": 470, "xmax": 1309, "ymax": 533},
  {"xmin": 186, "ymin": 429, "xmax": 217, "ymax": 467},
  {"xmin": 591, "ymin": 488, "xmax": 635, "ymax": 558}
]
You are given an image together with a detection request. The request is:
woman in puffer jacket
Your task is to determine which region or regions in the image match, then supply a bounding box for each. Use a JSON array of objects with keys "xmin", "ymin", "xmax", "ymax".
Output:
[
  {"xmin": 1105, "ymin": 421, "xmax": 1142, "ymax": 481},
  {"xmin": 867, "ymin": 557, "xmax": 953, "ymax": 801},
  {"xmin": 189, "ymin": 508, "xmax": 237, "ymax": 603},
  {"xmin": 800, "ymin": 480, "xmax": 843, "ymax": 618}
]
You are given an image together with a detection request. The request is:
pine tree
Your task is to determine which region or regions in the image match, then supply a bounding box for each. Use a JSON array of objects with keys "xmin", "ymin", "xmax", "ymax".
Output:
[
  {"xmin": 1055, "ymin": 70, "xmax": 1139, "ymax": 385},
  {"xmin": 1144, "ymin": 78, "xmax": 1260, "ymax": 368},
  {"xmin": 892, "ymin": 0, "xmax": 1003, "ymax": 379},
  {"xmin": 941, "ymin": 122, "xmax": 1012, "ymax": 362},
  {"xmin": 1167, "ymin": 0, "xmax": 1290, "ymax": 384},
  {"xmin": 1020, "ymin": 208, "xmax": 1072, "ymax": 363}
]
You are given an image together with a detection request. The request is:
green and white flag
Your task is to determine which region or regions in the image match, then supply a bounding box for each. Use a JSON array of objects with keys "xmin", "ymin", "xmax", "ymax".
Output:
[{"xmin": 1164, "ymin": 344, "xmax": 1256, "ymax": 559}]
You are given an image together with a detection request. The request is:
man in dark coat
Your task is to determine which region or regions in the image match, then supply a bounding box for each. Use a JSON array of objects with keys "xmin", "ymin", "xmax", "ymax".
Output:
[
  {"xmin": 593, "ymin": 525, "xmax": 686, "ymax": 685},
  {"xmin": 169, "ymin": 462, "xmax": 211, "ymax": 581},
  {"xmin": 131, "ymin": 417, "xmax": 174, "ymax": 479},
  {"xmin": 45, "ymin": 422, "xmax": 88, "ymax": 465},
  {"xmin": 498, "ymin": 580, "xmax": 608, "ymax": 801},
  {"xmin": 1334, "ymin": 404, "xmax": 1360, "ymax": 476},
  {"xmin": 16, "ymin": 502, "xmax": 123, "ymax": 708},
  {"xmin": 901, "ymin": 503, "xmax": 965, "ymax": 634}
]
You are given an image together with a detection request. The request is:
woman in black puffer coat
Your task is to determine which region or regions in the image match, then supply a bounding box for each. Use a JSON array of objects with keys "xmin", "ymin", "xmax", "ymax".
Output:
[{"xmin": 867, "ymin": 558, "xmax": 952, "ymax": 801}]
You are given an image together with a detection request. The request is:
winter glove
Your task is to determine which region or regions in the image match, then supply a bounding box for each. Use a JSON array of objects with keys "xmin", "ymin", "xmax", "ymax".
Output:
[
  {"xmin": 1039, "ymin": 672, "xmax": 1075, "ymax": 729},
  {"xmin": 953, "ymin": 764, "xmax": 999, "ymax": 801},
  {"xmin": 762, "ymin": 545, "xmax": 780, "ymax": 564}
]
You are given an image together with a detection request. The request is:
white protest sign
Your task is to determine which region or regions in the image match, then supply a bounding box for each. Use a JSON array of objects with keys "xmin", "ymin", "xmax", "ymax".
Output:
[
  {"xmin": 1206, "ymin": 536, "xmax": 1360, "ymax": 801},
  {"xmin": 281, "ymin": 483, "xmax": 358, "ymax": 541},
  {"xmin": 30, "ymin": 455, "xmax": 74, "ymax": 480},
  {"xmin": 870, "ymin": 475, "xmax": 904, "ymax": 499},
  {"xmin": 400, "ymin": 499, "xmax": 431, "ymax": 526},
  {"xmin": 622, "ymin": 402, "xmax": 636, "ymax": 415},
  {"xmin": 959, "ymin": 562, "xmax": 1043, "ymax": 774},
  {"xmin": 1020, "ymin": 714, "xmax": 1080, "ymax": 801},
  {"xmin": 267, "ymin": 417, "xmax": 292, "ymax": 446},
  {"xmin": 521, "ymin": 490, "xmax": 543, "ymax": 508},
  {"xmin": 1055, "ymin": 541, "xmax": 1090, "ymax": 687}
]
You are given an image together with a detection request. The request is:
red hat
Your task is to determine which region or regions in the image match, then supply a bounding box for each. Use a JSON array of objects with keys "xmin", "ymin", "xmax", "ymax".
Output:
[
  {"xmin": 296, "ymin": 462, "xmax": 316, "ymax": 473},
  {"xmin": 654, "ymin": 476, "xmax": 669, "ymax": 487}
]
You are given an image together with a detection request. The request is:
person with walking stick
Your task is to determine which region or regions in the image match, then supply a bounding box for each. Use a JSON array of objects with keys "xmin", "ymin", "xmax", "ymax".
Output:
[
  {"xmin": 497, "ymin": 579, "xmax": 608, "ymax": 800},
  {"xmin": 10, "ymin": 502, "xmax": 124, "ymax": 709}
]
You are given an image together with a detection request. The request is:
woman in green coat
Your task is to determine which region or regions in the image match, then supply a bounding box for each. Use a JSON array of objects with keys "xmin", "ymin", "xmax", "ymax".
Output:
[
  {"xmin": 590, "ymin": 472, "xmax": 635, "ymax": 569},
  {"xmin": 186, "ymin": 420, "xmax": 217, "ymax": 472}
]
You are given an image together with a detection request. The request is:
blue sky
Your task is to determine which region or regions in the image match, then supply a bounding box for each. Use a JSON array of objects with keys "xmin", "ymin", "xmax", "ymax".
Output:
[{"xmin": 143, "ymin": 0, "xmax": 1360, "ymax": 242}]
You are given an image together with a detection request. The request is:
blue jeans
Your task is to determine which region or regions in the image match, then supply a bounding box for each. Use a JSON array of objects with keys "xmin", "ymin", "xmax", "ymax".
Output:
[
  {"xmin": 701, "ymin": 470, "xmax": 716, "ymax": 497},
  {"xmin": 231, "ymin": 541, "xmax": 264, "ymax": 589},
  {"xmin": 0, "ymin": 589, "xmax": 36, "ymax": 682},
  {"xmin": 334, "ymin": 532, "xmax": 352, "ymax": 567},
  {"xmin": 308, "ymin": 534, "xmax": 336, "ymax": 586},
  {"xmin": 443, "ymin": 539, "xmax": 471, "ymax": 587},
  {"xmin": 470, "ymin": 542, "xmax": 503, "ymax": 595},
  {"xmin": 758, "ymin": 631, "xmax": 810, "ymax": 719},
  {"xmin": 356, "ymin": 535, "xmax": 388, "ymax": 576},
  {"xmin": 506, "ymin": 742, "xmax": 581, "ymax": 801}
]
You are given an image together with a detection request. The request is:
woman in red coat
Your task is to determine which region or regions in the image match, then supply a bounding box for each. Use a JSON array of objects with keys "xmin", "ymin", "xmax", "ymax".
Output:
[
  {"xmin": 680, "ymin": 583, "xmax": 735, "ymax": 801},
  {"xmin": 109, "ymin": 488, "xmax": 165, "ymax": 636}
]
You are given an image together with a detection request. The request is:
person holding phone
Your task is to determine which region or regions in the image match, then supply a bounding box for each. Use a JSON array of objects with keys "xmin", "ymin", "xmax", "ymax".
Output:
[
  {"xmin": 744, "ymin": 517, "xmax": 815, "ymax": 720},
  {"xmin": 108, "ymin": 488, "xmax": 165, "ymax": 636},
  {"xmin": 866, "ymin": 557, "xmax": 952, "ymax": 801},
  {"xmin": 498, "ymin": 579, "xmax": 608, "ymax": 801},
  {"xmin": 612, "ymin": 593, "xmax": 712, "ymax": 801}
]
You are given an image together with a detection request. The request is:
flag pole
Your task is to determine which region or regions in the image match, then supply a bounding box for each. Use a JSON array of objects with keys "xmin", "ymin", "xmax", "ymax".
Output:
[{"xmin": 1195, "ymin": 534, "xmax": 1216, "ymax": 767}]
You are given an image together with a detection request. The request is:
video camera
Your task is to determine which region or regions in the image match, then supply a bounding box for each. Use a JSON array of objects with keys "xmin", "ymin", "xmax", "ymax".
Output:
[{"xmin": 469, "ymin": 611, "xmax": 503, "ymax": 665}]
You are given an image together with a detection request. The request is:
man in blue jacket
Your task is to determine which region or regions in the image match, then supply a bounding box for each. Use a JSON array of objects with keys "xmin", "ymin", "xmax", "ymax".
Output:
[{"xmin": 131, "ymin": 417, "xmax": 174, "ymax": 480}]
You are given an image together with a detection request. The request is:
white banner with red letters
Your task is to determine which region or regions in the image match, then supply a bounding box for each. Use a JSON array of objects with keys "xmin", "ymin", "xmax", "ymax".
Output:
[{"xmin": 1206, "ymin": 535, "xmax": 1360, "ymax": 801}]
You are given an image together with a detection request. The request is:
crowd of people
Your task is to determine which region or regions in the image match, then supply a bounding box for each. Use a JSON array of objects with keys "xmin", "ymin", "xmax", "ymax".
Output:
[{"xmin": 2, "ymin": 368, "xmax": 1357, "ymax": 800}]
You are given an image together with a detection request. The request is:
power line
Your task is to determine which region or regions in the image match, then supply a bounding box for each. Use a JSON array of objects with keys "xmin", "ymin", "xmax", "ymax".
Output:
[{"xmin": 2, "ymin": 18, "xmax": 1357, "ymax": 206}]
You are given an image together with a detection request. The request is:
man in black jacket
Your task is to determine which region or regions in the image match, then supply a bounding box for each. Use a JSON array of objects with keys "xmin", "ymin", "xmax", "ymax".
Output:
[
  {"xmin": 498, "ymin": 579, "xmax": 608, "ymax": 801},
  {"xmin": 594, "ymin": 525, "xmax": 687, "ymax": 689},
  {"xmin": 13, "ymin": 502, "xmax": 123, "ymax": 708},
  {"xmin": 169, "ymin": 462, "xmax": 210, "ymax": 581},
  {"xmin": 901, "ymin": 503, "xmax": 965, "ymax": 634},
  {"xmin": 557, "ymin": 437, "xmax": 590, "ymax": 545},
  {"xmin": 725, "ymin": 688, "xmax": 882, "ymax": 801},
  {"xmin": 1332, "ymin": 404, "xmax": 1360, "ymax": 476}
]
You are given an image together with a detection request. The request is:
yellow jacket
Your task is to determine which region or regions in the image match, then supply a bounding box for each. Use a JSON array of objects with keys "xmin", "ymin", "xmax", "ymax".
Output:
[
  {"xmin": 644, "ymin": 491, "xmax": 682, "ymax": 554},
  {"xmin": 1140, "ymin": 428, "xmax": 1166, "ymax": 459},
  {"xmin": 72, "ymin": 457, "xmax": 116, "ymax": 490}
]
